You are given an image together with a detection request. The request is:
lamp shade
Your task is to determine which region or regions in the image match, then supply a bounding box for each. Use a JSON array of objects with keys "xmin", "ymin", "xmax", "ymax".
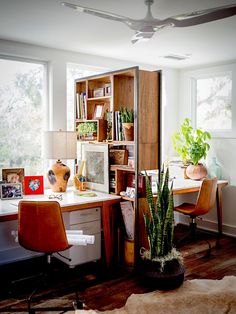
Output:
[{"xmin": 43, "ymin": 130, "xmax": 77, "ymax": 160}]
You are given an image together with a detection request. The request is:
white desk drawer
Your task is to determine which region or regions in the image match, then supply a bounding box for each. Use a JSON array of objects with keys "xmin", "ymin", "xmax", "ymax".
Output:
[
  {"xmin": 69, "ymin": 207, "xmax": 101, "ymax": 225},
  {"xmin": 69, "ymin": 220, "xmax": 101, "ymax": 235}
]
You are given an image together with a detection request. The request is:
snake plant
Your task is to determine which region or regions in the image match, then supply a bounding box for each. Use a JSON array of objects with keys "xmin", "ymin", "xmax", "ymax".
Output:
[{"xmin": 143, "ymin": 167, "xmax": 176, "ymax": 261}]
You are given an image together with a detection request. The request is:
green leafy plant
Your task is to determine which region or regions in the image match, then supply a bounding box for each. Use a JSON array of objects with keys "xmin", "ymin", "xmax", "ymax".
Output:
[
  {"xmin": 171, "ymin": 118, "xmax": 211, "ymax": 165},
  {"xmin": 120, "ymin": 107, "xmax": 134, "ymax": 123},
  {"xmin": 141, "ymin": 167, "xmax": 182, "ymax": 270},
  {"xmin": 77, "ymin": 122, "xmax": 97, "ymax": 135}
]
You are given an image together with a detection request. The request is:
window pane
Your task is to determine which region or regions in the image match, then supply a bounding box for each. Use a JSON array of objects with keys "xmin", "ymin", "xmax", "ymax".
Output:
[
  {"xmin": 196, "ymin": 74, "xmax": 232, "ymax": 130},
  {"xmin": 0, "ymin": 58, "xmax": 46, "ymax": 175}
]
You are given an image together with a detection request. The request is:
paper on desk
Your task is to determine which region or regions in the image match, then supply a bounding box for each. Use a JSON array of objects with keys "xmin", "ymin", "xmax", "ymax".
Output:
[{"xmin": 66, "ymin": 233, "xmax": 95, "ymax": 246}]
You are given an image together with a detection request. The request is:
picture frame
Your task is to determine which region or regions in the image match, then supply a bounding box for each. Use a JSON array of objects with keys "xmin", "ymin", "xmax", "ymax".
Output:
[
  {"xmin": 2, "ymin": 168, "xmax": 24, "ymax": 185},
  {"xmin": 93, "ymin": 103, "xmax": 105, "ymax": 120},
  {"xmin": 82, "ymin": 143, "xmax": 109, "ymax": 193},
  {"xmin": 24, "ymin": 176, "xmax": 44, "ymax": 195},
  {"xmin": 0, "ymin": 183, "xmax": 23, "ymax": 200},
  {"xmin": 126, "ymin": 186, "xmax": 135, "ymax": 199}
]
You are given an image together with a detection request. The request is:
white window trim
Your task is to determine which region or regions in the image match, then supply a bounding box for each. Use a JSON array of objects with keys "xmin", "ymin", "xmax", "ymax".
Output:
[{"xmin": 186, "ymin": 63, "xmax": 236, "ymax": 138}]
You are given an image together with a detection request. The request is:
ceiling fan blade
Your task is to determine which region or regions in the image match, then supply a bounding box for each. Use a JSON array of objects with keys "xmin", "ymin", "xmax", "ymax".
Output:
[
  {"xmin": 131, "ymin": 31, "xmax": 155, "ymax": 44},
  {"xmin": 162, "ymin": 4, "xmax": 236, "ymax": 27},
  {"xmin": 61, "ymin": 2, "xmax": 133, "ymax": 24}
]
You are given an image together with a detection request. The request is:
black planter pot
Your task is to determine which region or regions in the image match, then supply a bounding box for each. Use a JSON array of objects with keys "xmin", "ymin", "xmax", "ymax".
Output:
[{"xmin": 140, "ymin": 258, "xmax": 185, "ymax": 290}]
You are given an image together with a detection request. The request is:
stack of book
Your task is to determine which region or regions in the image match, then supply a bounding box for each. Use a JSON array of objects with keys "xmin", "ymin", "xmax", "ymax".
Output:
[
  {"xmin": 76, "ymin": 92, "xmax": 86, "ymax": 119},
  {"xmin": 114, "ymin": 111, "xmax": 124, "ymax": 141}
]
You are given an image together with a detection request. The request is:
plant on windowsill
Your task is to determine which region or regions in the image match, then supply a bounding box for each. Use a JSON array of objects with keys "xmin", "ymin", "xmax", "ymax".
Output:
[
  {"xmin": 120, "ymin": 107, "xmax": 134, "ymax": 141},
  {"xmin": 140, "ymin": 167, "xmax": 185, "ymax": 290},
  {"xmin": 171, "ymin": 118, "xmax": 211, "ymax": 180}
]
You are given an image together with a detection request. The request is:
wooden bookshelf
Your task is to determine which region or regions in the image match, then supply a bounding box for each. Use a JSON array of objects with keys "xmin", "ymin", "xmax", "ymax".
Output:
[{"xmin": 74, "ymin": 67, "xmax": 161, "ymax": 267}]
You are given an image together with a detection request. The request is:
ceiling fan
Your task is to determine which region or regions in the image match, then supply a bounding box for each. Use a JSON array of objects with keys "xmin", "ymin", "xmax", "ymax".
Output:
[{"xmin": 61, "ymin": 0, "xmax": 236, "ymax": 44}]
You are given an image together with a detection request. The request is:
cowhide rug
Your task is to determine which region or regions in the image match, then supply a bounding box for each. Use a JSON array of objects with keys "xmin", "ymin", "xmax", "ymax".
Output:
[{"xmin": 74, "ymin": 276, "xmax": 236, "ymax": 314}]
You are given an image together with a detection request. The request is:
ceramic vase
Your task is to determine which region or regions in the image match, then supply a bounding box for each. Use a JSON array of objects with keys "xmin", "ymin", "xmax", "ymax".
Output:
[{"xmin": 186, "ymin": 164, "xmax": 207, "ymax": 180}]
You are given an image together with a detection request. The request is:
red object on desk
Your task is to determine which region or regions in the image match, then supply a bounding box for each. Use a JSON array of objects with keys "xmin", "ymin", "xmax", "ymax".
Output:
[{"xmin": 24, "ymin": 176, "xmax": 44, "ymax": 195}]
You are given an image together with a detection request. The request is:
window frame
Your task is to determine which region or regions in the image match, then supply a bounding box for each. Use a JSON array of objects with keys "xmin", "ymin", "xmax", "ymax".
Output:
[{"xmin": 189, "ymin": 63, "xmax": 236, "ymax": 139}]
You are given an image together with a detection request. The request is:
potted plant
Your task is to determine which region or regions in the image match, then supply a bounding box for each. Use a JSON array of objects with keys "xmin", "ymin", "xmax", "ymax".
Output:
[
  {"xmin": 171, "ymin": 118, "xmax": 211, "ymax": 180},
  {"xmin": 120, "ymin": 107, "xmax": 134, "ymax": 141},
  {"xmin": 140, "ymin": 167, "xmax": 185, "ymax": 290}
]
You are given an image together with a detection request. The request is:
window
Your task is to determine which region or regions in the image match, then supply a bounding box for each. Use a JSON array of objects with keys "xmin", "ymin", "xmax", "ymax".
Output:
[
  {"xmin": 189, "ymin": 64, "xmax": 236, "ymax": 138},
  {"xmin": 0, "ymin": 57, "xmax": 47, "ymax": 175}
]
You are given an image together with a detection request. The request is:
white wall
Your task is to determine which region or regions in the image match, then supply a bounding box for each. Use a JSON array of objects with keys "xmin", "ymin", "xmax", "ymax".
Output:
[
  {"xmin": 177, "ymin": 61, "xmax": 236, "ymax": 237},
  {"xmin": 161, "ymin": 68, "xmax": 180, "ymax": 163}
]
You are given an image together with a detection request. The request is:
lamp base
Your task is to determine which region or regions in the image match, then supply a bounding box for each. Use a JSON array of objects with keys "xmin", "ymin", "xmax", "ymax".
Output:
[{"xmin": 47, "ymin": 160, "xmax": 71, "ymax": 192}]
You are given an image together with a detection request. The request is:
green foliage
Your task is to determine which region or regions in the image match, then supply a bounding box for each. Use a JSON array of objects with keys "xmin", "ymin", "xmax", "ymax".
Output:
[
  {"xmin": 171, "ymin": 118, "xmax": 211, "ymax": 165},
  {"xmin": 120, "ymin": 107, "xmax": 134, "ymax": 123},
  {"xmin": 77, "ymin": 122, "xmax": 97, "ymax": 135},
  {"xmin": 143, "ymin": 167, "xmax": 174, "ymax": 259}
]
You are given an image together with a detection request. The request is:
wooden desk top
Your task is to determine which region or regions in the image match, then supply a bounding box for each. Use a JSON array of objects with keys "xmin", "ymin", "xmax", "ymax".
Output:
[{"xmin": 0, "ymin": 188, "xmax": 121, "ymax": 221}]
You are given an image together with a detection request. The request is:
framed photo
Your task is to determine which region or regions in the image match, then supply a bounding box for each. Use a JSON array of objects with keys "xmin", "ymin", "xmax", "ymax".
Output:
[
  {"xmin": 0, "ymin": 183, "xmax": 23, "ymax": 200},
  {"xmin": 82, "ymin": 143, "xmax": 109, "ymax": 193},
  {"xmin": 93, "ymin": 103, "xmax": 105, "ymax": 120},
  {"xmin": 126, "ymin": 186, "xmax": 135, "ymax": 199},
  {"xmin": 2, "ymin": 168, "xmax": 24, "ymax": 184},
  {"xmin": 24, "ymin": 176, "xmax": 44, "ymax": 195}
]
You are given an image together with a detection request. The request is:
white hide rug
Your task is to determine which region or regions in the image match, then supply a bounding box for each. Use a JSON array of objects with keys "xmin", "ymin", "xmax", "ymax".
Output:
[{"xmin": 74, "ymin": 276, "xmax": 236, "ymax": 314}]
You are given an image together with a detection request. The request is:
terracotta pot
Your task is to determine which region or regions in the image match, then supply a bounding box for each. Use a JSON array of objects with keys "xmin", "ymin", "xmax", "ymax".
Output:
[
  {"xmin": 141, "ymin": 258, "xmax": 185, "ymax": 290},
  {"xmin": 186, "ymin": 164, "xmax": 207, "ymax": 180},
  {"xmin": 122, "ymin": 123, "xmax": 134, "ymax": 141}
]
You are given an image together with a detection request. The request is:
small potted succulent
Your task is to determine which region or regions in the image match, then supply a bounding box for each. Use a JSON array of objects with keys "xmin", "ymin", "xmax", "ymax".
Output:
[
  {"xmin": 172, "ymin": 118, "xmax": 211, "ymax": 180},
  {"xmin": 120, "ymin": 107, "xmax": 134, "ymax": 141},
  {"xmin": 140, "ymin": 167, "xmax": 185, "ymax": 289}
]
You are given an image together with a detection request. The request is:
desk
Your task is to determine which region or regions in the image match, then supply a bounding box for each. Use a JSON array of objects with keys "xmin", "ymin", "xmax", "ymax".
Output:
[
  {"xmin": 172, "ymin": 179, "xmax": 228, "ymax": 236},
  {"xmin": 0, "ymin": 188, "xmax": 121, "ymax": 268}
]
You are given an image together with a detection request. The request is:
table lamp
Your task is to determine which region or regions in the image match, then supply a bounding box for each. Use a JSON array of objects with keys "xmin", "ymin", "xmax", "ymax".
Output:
[{"xmin": 43, "ymin": 130, "xmax": 77, "ymax": 192}]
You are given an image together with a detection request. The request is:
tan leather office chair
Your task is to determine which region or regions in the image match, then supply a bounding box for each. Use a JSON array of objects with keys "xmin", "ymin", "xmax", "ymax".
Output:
[
  {"xmin": 174, "ymin": 177, "xmax": 218, "ymax": 248},
  {"xmin": 16, "ymin": 200, "xmax": 94, "ymax": 313}
]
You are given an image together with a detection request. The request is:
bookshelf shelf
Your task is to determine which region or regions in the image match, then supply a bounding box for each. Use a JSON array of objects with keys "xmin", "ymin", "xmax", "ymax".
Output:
[{"xmin": 74, "ymin": 67, "xmax": 161, "ymax": 267}]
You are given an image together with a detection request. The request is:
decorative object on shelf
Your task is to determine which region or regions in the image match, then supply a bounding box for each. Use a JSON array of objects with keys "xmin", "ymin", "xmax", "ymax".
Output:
[
  {"xmin": 93, "ymin": 87, "xmax": 104, "ymax": 98},
  {"xmin": 140, "ymin": 167, "xmax": 185, "ymax": 290},
  {"xmin": 207, "ymin": 157, "xmax": 222, "ymax": 180},
  {"xmin": 93, "ymin": 103, "xmax": 105, "ymax": 119},
  {"xmin": 120, "ymin": 107, "xmax": 134, "ymax": 141},
  {"xmin": 172, "ymin": 118, "xmax": 211, "ymax": 180},
  {"xmin": 2, "ymin": 168, "xmax": 25, "ymax": 192},
  {"xmin": 24, "ymin": 176, "xmax": 44, "ymax": 195},
  {"xmin": 43, "ymin": 130, "xmax": 77, "ymax": 192},
  {"xmin": 104, "ymin": 83, "xmax": 111, "ymax": 96},
  {"xmin": 0, "ymin": 183, "xmax": 23, "ymax": 200},
  {"xmin": 109, "ymin": 149, "xmax": 128, "ymax": 165},
  {"xmin": 77, "ymin": 121, "xmax": 98, "ymax": 141}
]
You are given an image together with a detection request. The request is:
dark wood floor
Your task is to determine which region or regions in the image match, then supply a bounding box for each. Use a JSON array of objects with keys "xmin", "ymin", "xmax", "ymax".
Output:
[{"xmin": 0, "ymin": 226, "xmax": 236, "ymax": 313}]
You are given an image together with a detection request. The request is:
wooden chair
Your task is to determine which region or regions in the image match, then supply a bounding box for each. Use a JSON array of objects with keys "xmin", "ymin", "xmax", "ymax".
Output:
[
  {"xmin": 10, "ymin": 201, "xmax": 94, "ymax": 313},
  {"xmin": 174, "ymin": 177, "xmax": 218, "ymax": 250}
]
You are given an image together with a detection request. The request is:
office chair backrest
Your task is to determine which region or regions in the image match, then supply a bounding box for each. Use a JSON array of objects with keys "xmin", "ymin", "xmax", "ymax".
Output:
[
  {"xmin": 18, "ymin": 201, "xmax": 70, "ymax": 253},
  {"xmin": 195, "ymin": 177, "xmax": 218, "ymax": 216}
]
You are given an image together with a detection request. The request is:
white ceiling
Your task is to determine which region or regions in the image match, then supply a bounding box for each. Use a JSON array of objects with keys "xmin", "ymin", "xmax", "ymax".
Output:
[{"xmin": 0, "ymin": 0, "xmax": 236, "ymax": 68}]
